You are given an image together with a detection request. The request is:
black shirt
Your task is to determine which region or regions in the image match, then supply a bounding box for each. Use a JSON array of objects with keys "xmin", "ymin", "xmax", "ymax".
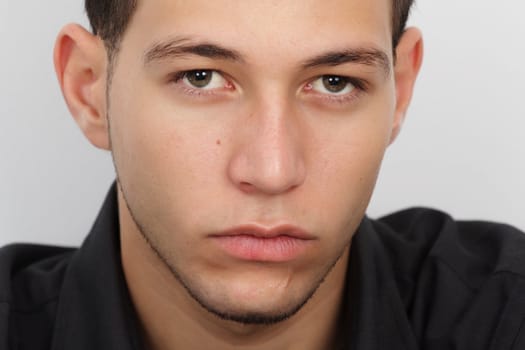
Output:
[{"xmin": 2, "ymin": 185, "xmax": 525, "ymax": 350}]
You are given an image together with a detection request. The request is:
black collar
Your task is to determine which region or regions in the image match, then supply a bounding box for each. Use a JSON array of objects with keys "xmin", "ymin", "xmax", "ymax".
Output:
[{"xmin": 51, "ymin": 184, "xmax": 144, "ymax": 350}]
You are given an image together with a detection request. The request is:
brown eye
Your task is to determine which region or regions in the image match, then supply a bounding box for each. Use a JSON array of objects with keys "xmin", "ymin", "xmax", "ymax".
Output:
[
  {"xmin": 186, "ymin": 70, "xmax": 213, "ymax": 88},
  {"xmin": 322, "ymin": 75, "xmax": 350, "ymax": 93},
  {"xmin": 310, "ymin": 75, "xmax": 356, "ymax": 95}
]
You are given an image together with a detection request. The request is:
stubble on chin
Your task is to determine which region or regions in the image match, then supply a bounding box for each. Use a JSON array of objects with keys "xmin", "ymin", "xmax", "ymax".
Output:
[{"xmin": 117, "ymin": 176, "xmax": 351, "ymax": 326}]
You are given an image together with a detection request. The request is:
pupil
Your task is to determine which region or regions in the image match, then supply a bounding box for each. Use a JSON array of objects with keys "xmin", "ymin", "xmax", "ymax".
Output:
[
  {"xmin": 322, "ymin": 76, "xmax": 347, "ymax": 93},
  {"xmin": 188, "ymin": 70, "xmax": 212, "ymax": 88}
]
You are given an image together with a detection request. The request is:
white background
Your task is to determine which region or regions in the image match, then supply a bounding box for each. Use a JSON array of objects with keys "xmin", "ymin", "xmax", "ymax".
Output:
[{"xmin": 1, "ymin": 1, "xmax": 524, "ymax": 247}]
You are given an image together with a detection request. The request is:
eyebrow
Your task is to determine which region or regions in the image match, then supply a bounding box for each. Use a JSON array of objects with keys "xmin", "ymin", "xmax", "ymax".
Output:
[
  {"xmin": 143, "ymin": 37, "xmax": 391, "ymax": 76},
  {"xmin": 301, "ymin": 48, "xmax": 391, "ymax": 76},
  {"xmin": 144, "ymin": 37, "xmax": 243, "ymax": 65}
]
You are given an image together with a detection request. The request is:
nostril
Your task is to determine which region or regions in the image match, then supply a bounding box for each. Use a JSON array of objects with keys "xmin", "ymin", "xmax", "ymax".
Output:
[{"xmin": 239, "ymin": 182, "xmax": 255, "ymax": 193}]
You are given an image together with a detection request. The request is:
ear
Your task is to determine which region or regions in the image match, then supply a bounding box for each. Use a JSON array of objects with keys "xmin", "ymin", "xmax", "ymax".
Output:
[
  {"xmin": 53, "ymin": 23, "xmax": 110, "ymax": 150},
  {"xmin": 389, "ymin": 27, "xmax": 424, "ymax": 145}
]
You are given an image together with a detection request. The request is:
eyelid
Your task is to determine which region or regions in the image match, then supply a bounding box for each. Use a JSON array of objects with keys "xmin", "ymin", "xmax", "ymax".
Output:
[
  {"xmin": 169, "ymin": 69, "xmax": 235, "ymax": 97},
  {"xmin": 172, "ymin": 70, "xmax": 226, "ymax": 86},
  {"xmin": 167, "ymin": 69, "xmax": 368, "ymax": 106},
  {"xmin": 303, "ymin": 75, "xmax": 369, "ymax": 105},
  {"xmin": 311, "ymin": 76, "xmax": 354, "ymax": 96}
]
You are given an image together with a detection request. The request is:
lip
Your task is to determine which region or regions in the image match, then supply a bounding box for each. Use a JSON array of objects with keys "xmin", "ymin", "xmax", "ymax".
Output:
[{"xmin": 209, "ymin": 224, "xmax": 316, "ymax": 262}]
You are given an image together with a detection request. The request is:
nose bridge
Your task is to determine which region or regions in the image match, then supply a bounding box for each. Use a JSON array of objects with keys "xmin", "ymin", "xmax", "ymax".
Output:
[
  {"xmin": 257, "ymin": 96, "xmax": 298, "ymax": 172},
  {"xmin": 228, "ymin": 89, "xmax": 306, "ymax": 195}
]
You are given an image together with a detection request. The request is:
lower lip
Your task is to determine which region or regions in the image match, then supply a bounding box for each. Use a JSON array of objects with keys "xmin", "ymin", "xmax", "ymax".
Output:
[{"xmin": 211, "ymin": 235, "xmax": 312, "ymax": 262}]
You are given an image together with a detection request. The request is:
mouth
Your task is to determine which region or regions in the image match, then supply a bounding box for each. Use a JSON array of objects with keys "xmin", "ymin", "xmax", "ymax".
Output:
[{"xmin": 209, "ymin": 224, "xmax": 316, "ymax": 262}]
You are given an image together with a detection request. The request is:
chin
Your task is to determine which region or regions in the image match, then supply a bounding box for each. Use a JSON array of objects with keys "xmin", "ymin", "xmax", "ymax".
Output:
[
  {"xmin": 186, "ymin": 285, "xmax": 318, "ymax": 326},
  {"xmin": 169, "ymin": 256, "xmax": 343, "ymax": 326}
]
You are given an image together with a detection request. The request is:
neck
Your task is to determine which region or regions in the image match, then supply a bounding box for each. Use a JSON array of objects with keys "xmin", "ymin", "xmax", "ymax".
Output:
[{"xmin": 118, "ymin": 192, "xmax": 349, "ymax": 350}]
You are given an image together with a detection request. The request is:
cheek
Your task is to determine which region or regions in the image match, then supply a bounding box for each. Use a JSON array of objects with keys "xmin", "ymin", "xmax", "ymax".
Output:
[
  {"xmin": 305, "ymin": 99, "xmax": 395, "ymax": 230},
  {"xmin": 109, "ymin": 86, "xmax": 230, "ymax": 226},
  {"xmin": 111, "ymin": 78, "xmax": 220, "ymax": 175},
  {"xmin": 312, "ymin": 142, "xmax": 384, "ymax": 228}
]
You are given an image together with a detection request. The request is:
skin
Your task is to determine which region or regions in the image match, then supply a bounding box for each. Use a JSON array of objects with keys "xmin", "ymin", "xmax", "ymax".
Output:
[{"xmin": 54, "ymin": 0, "xmax": 423, "ymax": 349}]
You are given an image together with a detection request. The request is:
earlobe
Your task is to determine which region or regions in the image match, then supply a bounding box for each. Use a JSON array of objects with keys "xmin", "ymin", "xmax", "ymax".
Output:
[
  {"xmin": 390, "ymin": 27, "xmax": 424, "ymax": 145},
  {"xmin": 53, "ymin": 23, "xmax": 110, "ymax": 150}
]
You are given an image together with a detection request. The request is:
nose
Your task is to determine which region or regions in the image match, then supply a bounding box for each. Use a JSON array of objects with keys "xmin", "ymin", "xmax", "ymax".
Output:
[{"xmin": 227, "ymin": 99, "xmax": 306, "ymax": 196}]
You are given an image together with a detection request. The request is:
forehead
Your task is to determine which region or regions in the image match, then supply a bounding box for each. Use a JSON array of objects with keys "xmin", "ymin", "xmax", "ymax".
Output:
[{"xmin": 121, "ymin": 0, "xmax": 393, "ymax": 64}]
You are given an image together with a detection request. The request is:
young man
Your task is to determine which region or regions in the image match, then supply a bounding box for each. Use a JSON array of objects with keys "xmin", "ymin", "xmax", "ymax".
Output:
[{"xmin": 1, "ymin": 1, "xmax": 524, "ymax": 349}]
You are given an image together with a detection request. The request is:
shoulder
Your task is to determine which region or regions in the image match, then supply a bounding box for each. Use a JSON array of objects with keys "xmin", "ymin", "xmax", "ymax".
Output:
[
  {"xmin": 370, "ymin": 208, "xmax": 525, "ymax": 348},
  {"xmin": 373, "ymin": 207, "xmax": 525, "ymax": 279},
  {"xmin": 0, "ymin": 243, "xmax": 76, "ymax": 350}
]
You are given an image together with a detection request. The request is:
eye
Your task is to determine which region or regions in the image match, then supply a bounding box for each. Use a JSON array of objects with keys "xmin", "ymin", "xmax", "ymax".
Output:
[
  {"xmin": 181, "ymin": 70, "xmax": 228, "ymax": 90},
  {"xmin": 310, "ymin": 75, "xmax": 355, "ymax": 95}
]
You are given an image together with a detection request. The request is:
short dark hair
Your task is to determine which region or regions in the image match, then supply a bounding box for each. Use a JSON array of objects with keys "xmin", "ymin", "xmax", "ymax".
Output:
[
  {"xmin": 86, "ymin": 0, "xmax": 414, "ymax": 60},
  {"xmin": 85, "ymin": 0, "xmax": 138, "ymax": 59}
]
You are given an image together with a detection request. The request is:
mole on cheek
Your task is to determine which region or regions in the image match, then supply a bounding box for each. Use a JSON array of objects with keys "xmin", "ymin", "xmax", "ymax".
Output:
[{"xmin": 216, "ymin": 139, "xmax": 222, "ymax": 146}]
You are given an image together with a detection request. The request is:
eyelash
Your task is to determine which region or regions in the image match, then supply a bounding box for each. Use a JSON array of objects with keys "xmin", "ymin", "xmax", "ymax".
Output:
[
  {"xmin": 304, "ymin": 77, "xmax": 368, "ymax": 105},
  {"xmin": 169, "ymin": 70, "xmax": 368, "ymax": 104},
  {"xmin": 169, "ymin": 70, "xmax": 234, "ymax": 98}
]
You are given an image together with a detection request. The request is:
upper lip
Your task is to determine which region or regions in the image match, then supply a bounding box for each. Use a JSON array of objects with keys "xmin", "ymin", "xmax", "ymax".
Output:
[{"xmin": 210, "ymin": 224, "xmax": 316, "ymax": 240}]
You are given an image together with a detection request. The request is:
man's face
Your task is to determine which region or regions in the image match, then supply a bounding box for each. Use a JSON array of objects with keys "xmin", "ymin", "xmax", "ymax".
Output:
[{"xmin": 109, "ymin": 0, "xmax": 397, "ymax": 323}]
